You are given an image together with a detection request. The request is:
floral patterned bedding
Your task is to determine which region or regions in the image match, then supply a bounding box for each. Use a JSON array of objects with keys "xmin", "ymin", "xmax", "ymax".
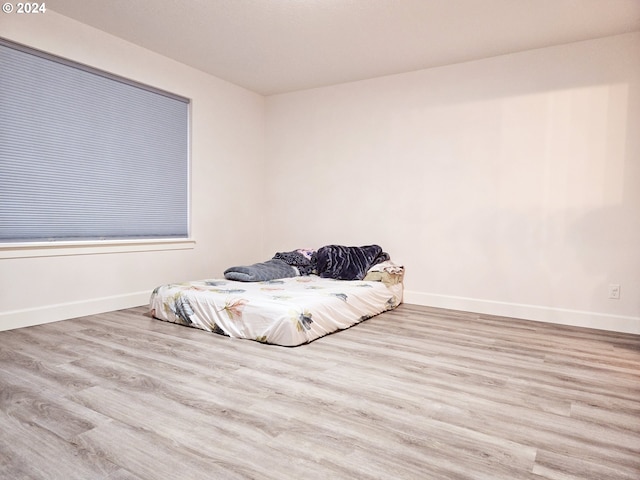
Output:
[{"xmin": 149, "ymin": 275, "xmax": 403, "ymax": 346}]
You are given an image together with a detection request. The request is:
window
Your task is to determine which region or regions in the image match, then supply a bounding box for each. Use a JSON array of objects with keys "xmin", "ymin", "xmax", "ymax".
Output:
[{"xmin": 0, "ymin": 38, "xmax": 190, "ymax": 248}]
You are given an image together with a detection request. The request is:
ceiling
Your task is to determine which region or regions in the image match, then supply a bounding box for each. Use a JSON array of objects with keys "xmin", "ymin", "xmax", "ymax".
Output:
[{"xmin": 50, "ymin": 0, "xmax": 640, "ymax": 96}]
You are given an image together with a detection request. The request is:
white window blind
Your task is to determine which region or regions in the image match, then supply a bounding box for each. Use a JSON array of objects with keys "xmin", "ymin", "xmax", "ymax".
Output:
[{"xmin": 0, "ymin": 38, "xmax": 190, "ymax": 243}]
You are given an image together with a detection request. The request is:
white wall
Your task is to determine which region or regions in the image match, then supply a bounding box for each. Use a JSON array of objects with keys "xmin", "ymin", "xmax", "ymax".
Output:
[
  {"xmin": 0, "ymin": 12, "xmax": 265, "ymax": 329},
  {"xmin": 264, "ymin": 32, "xmax": 640, "ymax": 333},
  {"xmin": 1, "ymin": 12, "xmax": 638, "ymax": 334}
]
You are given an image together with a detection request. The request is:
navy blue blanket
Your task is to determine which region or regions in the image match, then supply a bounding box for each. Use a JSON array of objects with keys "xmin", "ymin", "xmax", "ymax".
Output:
[{"xmin": 315, "ymin": 245, "xmax": 389, "ymax": 281}]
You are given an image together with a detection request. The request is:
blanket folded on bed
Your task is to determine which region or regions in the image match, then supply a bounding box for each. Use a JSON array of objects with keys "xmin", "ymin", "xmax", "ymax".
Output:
[
  {"xmin": 224, "ymin": 259, "xmax": 298, "ymax": 282},
  {"xmin": 315, "ymin": 244, "xmax": 390, "ymax": 280}
]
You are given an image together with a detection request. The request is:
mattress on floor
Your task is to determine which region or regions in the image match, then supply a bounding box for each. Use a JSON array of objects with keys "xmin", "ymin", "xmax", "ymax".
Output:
[{"xmin": 149, "ymin": 275, "xmax": 403, "ymax": 346}]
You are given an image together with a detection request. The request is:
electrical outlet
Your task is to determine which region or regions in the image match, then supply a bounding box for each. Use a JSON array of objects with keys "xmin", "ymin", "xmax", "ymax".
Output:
[{"xmin": 608, "ymin": 284, "xmax": 621, "ymax": 300}]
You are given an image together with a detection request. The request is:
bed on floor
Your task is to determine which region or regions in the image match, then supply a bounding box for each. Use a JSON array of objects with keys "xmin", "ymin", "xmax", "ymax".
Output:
[{"xmin": 149, "ymin": 245, "xmax": 404, "ymax": 346}]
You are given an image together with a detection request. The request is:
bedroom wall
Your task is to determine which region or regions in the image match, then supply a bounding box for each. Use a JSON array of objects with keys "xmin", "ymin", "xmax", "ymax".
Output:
[
  {"xmin": 0, "ymin": 12, "xmax": 265, "ymax": 330},
  {"xmin": 264, "ymin": 32, "xmax": 640, "ymax": 333}
]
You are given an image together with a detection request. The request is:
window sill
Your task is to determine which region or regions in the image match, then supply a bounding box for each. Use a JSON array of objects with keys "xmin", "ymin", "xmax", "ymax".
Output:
[{"xmin": 0, "ymin": 238, "xmax": 196, "ymax": 259}]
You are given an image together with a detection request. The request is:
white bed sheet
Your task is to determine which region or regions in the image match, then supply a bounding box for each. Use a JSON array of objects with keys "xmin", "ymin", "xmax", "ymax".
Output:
[{"xmin": 149, "ymin": 275, "xmax": 403, "ymax": 346}]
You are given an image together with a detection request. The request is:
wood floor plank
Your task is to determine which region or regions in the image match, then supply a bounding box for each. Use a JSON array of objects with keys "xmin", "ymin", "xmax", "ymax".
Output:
[
  {"xmin": 0, "ymin": 303, "xmax": 638, "ymax": 479},
  {"xmin": 75, "ymin": 418, "xmax": 260, "ymax": 480},
  {"xmin": 0, "ymin": 410, "xmax": 120, "ymax": 480},
  {"xmin": 104, "ymin": 468, "xmax": 145, "ymax": 480},
  {"xmin": 533, "ymin": 448, "xmax": 640, "ymax": 480},
  {"xmin": 0, "ymin": 373, "xmax": 106, "ymax": 441}
]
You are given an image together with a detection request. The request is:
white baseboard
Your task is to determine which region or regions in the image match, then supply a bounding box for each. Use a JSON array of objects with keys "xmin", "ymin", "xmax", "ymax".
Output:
[
  {"xmin": 0, "ymin": 291, "xmax": 150, "ymax": 332},
  {"xmin": 3, "ymin": 290, "xmax": 638, "ymax": 336},
  {"xmin": 403, "ymin": 291, "xmax": 640, "ymax": 335}
]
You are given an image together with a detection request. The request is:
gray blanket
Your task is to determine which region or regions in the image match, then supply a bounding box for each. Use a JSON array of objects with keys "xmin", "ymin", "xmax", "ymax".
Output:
[{"xmin": 224, "ymin": 258, "xmax": 298, "ymax": 282}]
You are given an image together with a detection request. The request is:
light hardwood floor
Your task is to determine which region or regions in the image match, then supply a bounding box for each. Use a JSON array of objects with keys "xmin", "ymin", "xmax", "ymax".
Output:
[{"xmin": 1, "ymin": 303, "xmax": 638, "ymax": 479}]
